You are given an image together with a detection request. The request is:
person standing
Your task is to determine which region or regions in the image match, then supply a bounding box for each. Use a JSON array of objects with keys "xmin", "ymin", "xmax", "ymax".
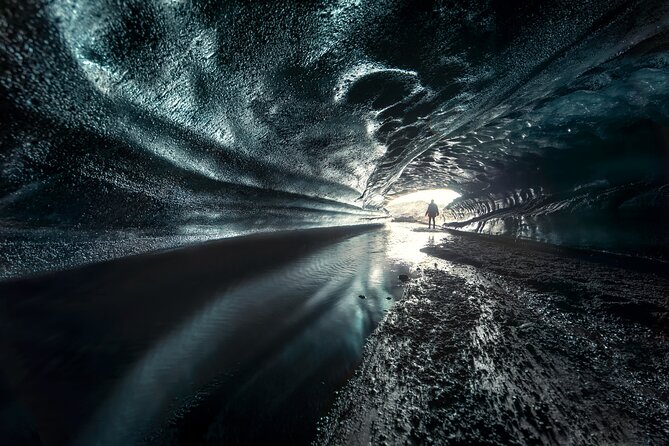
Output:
[{"xmin": 425, "ymin": 199, "xmax": 439, "ymax": 229}]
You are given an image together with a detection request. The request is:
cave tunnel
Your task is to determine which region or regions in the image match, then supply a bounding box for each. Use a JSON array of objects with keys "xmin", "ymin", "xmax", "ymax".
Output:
[{"xmin": 0, "ymin": 1, "xmax": 668, "ymax": 445}]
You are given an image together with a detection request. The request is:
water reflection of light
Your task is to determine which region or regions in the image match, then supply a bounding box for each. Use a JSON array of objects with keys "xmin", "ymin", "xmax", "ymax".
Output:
[
  {"xmin": 369, "ymin": 264, "xmax": 385, "ymax": 286},
  {"xmin": 385, "ymin": 222, "xmax": 450, "ymax": 266}
]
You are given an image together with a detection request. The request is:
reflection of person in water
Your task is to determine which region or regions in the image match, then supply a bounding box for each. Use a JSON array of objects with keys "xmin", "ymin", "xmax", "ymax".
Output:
[{"xmin": 425, "ymin": 199, "xmax": 439, "ymax": 229}]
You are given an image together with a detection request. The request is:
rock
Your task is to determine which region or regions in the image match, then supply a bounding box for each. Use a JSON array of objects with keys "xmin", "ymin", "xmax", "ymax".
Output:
[{"xmin": 399, "ymin": 274, "xmax": 409, "ymax": 282}]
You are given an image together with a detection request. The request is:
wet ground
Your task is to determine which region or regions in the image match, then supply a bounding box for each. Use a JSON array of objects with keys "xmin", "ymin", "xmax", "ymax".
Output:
[
  {"xmin": 318, "ymin": 227, "xmax": 669, "ymax": 445},
  {"xmin": 0, "ymin": 223, "xmax": 434, "ymax": 446},
  {"xmin": 2, "ymin": 223, "xmax": 667, "ymax": 445}
]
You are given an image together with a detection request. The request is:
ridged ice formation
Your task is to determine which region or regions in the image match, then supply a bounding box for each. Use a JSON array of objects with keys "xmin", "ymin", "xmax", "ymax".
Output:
[{"xmin": 1, "ymin": 0, "xmax": 669, "ymax": 277}]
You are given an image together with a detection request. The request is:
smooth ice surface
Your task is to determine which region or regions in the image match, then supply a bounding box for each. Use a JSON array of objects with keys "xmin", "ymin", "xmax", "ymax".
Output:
[{"xmin": 1, "ymin": 1, "xmax": 669, "ymax": 277}]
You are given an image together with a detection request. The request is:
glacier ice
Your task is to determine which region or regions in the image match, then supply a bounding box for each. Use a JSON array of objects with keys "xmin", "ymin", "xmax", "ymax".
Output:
[{"xmin": 1, "ymin": 0, "xmax": 669, "ymax": 278}]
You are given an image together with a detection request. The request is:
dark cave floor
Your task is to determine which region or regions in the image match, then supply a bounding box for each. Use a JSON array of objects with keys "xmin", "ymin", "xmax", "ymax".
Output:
[{"xmin": 317, "ymin": 229, "xmax": 669, "ymax": 445}]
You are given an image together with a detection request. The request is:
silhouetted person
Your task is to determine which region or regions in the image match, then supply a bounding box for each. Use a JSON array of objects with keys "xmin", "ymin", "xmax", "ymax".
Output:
[{"xmin": 425, "ymin": 199, "xmax": 439, "ymax": 229}]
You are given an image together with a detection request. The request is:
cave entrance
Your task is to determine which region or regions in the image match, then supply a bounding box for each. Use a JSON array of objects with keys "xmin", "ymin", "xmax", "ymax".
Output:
[{"xmin": 386, "ymin": 188, "xmax": 460, "ymax": 223}]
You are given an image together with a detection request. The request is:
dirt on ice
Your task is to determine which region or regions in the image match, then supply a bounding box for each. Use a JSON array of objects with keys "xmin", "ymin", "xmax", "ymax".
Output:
[{"xmin": 317, "ymin": 230, "xmax": 669, "ymax": 445}]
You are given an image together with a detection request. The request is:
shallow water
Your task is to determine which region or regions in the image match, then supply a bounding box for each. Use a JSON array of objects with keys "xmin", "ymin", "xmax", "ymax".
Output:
[{"xmin": 0, "ymin": 223, "xmax": 439, "ymax": 445}]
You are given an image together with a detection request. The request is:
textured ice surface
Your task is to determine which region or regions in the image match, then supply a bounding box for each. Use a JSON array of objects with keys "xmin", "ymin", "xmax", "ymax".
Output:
[{"xmin": 1, "ymin": 0, "xmax": 669, "ymax": 277}]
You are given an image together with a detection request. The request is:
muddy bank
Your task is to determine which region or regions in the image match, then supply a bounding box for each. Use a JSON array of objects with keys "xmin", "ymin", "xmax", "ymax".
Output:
[{"xmin": 317, "ymin": 231, "xmax": 669, "ymax": 445}]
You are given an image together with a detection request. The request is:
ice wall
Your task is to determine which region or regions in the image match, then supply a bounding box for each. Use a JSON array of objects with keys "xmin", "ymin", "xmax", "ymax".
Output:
[{"xmin": 1, "ymin": 0, "xmax": 668, "ymax": 278}]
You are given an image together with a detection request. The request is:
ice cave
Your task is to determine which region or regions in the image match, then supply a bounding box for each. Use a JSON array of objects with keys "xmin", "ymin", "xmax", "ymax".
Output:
[{"xmin": 0, "ymin": 1, "xmax": 667, "ymax": 445}]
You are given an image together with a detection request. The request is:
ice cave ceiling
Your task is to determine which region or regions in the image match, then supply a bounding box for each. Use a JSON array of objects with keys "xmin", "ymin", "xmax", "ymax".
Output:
[{"xmin": 1, "ymin": 0, "xmax": 669, "ymax": 277}]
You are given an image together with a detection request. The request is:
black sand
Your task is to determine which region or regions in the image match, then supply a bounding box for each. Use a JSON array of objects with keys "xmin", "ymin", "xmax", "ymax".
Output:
[{"xmin": 318, "ymin": 229, "xmax": 669, "ymax": 445}]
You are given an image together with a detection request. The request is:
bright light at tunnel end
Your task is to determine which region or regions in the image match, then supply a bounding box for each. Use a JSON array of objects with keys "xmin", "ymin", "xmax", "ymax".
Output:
[{"xmin": 388, "ymin": 189, "xmax": 461, "ymax": 207}]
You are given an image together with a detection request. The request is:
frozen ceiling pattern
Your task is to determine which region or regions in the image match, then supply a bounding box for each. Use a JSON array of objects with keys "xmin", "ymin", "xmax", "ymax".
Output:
[{"xmin": 1, "ymin": 0, "xmax": 669, "ymax": 277}]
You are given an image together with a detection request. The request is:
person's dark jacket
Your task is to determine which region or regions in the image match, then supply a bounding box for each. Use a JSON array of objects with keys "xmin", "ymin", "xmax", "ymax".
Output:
[{"xmin": 426, "ymin": 203, "xmax": 439, "ymax": 217}]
